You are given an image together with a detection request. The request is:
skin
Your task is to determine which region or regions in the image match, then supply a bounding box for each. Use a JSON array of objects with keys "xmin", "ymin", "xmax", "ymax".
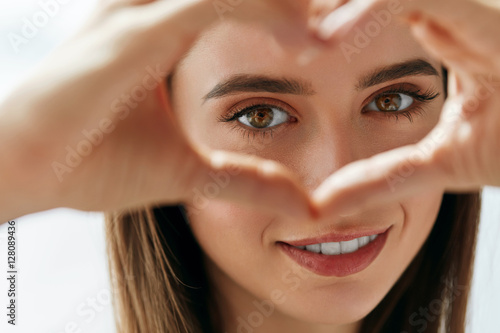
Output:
[
  {"xmin": 171, "ymin": 19, "xmax": 444, "ymax": 333},
  {"xmin": 0, "ymin": 0, "xmax": 498, "ymax": 331}
]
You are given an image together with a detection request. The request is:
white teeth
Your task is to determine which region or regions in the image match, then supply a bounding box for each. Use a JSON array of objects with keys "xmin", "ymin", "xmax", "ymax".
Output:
[
  {"xmin": 357, "ymin": 236, "xmax": 370, "ymax": 248},
  {"xmin": 340, "ymin": 239, "xmax": 359, "ymax": 254},
  {"xmin": 294, "ymin": 234, "xmax": 379, "ymax": 255},
  {"xmin": 321, "ymin": 241, "xmax": 341, "ymax": 255},
  {"xmin": 305, "ymin": 244, "xmax": 321, "ymax": 253}
]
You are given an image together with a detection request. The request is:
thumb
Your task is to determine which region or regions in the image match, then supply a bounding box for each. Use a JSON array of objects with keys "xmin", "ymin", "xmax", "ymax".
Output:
[
  {"xmin": 407, "ymin": 12, "xmax": 499, "ymax": 76},
  {"xmin": 312, "ymin": 143, "xmax": 447, "ymax": 218},
  {"xmin": 184, "ymin": 150, "xmax": 317, "ymax": 221}
]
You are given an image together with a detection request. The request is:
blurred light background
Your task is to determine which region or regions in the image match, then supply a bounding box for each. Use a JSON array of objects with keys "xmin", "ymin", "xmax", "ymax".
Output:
[{"xmin": 0, "ymin": 1, "xmax": 498, "ymax": 332}]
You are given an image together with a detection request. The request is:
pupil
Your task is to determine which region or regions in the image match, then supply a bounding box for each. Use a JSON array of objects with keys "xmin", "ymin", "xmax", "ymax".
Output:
[
  {"xmin": 376, "ymin": 93, "xmax": 401, "ymax": 112},
  {"xmin": 247, "ymin": 108, "xmax": 273, "ymax": 128}
]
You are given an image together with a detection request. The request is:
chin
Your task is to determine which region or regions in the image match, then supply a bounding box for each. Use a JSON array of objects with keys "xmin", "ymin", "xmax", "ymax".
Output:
[{"xmin": 267, "ymin": 279, "xmax": 387, "ymax": 326}]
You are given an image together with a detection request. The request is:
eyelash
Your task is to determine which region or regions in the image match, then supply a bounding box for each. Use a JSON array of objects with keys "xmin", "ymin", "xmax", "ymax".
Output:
[
  {"xmin": 217, "ymin": 85, "xmax": 440, "ymax": 139},
  {"xmin": 363, "ymin": 85, "xmax": 440, "ymax": 122}
]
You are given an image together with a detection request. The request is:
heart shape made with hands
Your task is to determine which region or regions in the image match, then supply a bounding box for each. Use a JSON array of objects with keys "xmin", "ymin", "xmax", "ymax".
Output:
[
  {"xmin": 176, "ymin": 0, "xmax": 500, "ymax": 222},
  {"xmin": 9, "ymin": 0, "xmax": 497, "ymax": 224}
]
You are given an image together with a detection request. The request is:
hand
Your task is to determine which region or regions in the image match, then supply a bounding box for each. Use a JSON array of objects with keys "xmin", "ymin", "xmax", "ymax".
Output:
[
  {"xmin": 0, "ymin": 0, "xmax": 315, "ymax": 221},
  {"xmin": 310, "ymin": 0, "xmax": 500, "ymax": 217}
]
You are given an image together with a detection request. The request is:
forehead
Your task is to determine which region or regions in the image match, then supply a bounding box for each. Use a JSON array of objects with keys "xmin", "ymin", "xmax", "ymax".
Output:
[{"xmin": 176, "ymin": 19, "xmax": 439, "ymax": 95}]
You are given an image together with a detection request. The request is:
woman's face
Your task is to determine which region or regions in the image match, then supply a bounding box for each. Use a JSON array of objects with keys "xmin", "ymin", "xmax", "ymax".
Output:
[{"xmin": 171, "ymin": 17, "xmax": 444, "ymax": 332}]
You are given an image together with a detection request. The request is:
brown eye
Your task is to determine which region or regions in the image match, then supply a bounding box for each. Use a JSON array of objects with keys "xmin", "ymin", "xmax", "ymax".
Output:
[
  {"xmin": 237, "ymin": 106, "xmax": 289, "ymax": 129},
  {"xmin": 367, "ymin": 93, "xmax": 413, "ymax": 112},
  {"xmin": 246, "ymin": 108, "xmax": 274, "ymax": 128},
  {"xmin": 376, "ymin": 94, "xmax": 401, "ymax": 111}
]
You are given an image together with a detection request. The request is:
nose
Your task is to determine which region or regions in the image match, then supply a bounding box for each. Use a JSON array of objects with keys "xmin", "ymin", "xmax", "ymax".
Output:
[{"xmin": 296, "ymin": 117, "xmax": 358, "ymax": 194}]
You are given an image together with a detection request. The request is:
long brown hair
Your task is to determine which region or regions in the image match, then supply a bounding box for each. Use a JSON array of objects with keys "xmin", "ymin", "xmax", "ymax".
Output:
[{"xmin": 105, "ymin": 191, "xmax": 480, "ymax": 333}]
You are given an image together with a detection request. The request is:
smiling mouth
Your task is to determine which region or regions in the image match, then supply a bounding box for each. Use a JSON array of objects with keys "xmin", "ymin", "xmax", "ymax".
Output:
[{"xmin": 277, "ymin": 227, "xmax": 391, "ymax": 277}]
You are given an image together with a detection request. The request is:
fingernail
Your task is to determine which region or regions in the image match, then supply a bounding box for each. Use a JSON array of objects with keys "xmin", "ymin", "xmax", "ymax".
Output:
[{"xmin": 317, "ymin": 3, "xmax": 357, "ymax": 40}]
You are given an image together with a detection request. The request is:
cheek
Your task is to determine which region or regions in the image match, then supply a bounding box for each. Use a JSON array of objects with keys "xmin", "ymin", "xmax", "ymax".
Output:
[
  {"xmin": 362, "ymin": 190, "xmax": 444, "ymax": 314},
  {"xmin": 392, "ymin": 190, "xmax": 444, "ymax": 270},
  {"xmin": 186, "ymin": 200, "xmax": 282, "ymax": 296},
  {"xmin": 188, "ymin": 200, "xmax": 269, "ymax": 252}
]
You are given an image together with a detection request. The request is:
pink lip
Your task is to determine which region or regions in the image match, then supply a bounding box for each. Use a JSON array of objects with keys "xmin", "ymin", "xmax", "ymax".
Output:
[
  {"xmin": 277, "ymin": 227, "xmax": 391, "ymax": 277},
  {"xmin": 284, "ymin": 226, "xmax": 391, "ymax": 247}
]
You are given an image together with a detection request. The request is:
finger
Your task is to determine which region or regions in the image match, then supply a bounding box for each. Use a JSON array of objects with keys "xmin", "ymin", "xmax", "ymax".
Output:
[
  {"xmin": 185, "ymin": 150, "xmax": 317, "ymax": 221},
  {"xmin": 311, "ymin": 144, "xmax": 447, "ymax": 218},
  {"xmin": 314, "ymin": 0, "xmax": 439, "ymax": 39},
  {"xmin": 308, "ymin": 0, "xmax": 349, "ymax": 31},
  {"xmin": 409, "ymin": 14, "xmax": 497, "ymax": 76},
  {"xmin": 99, "ymin": 0, "xmax": 156, "ymax": 12},
  {"xmin": 109, "ymin": 0, "xmax": 218, "ymax": 68},
  {"xmin": 31, "ymin": 0, "xmax": 219, "ymax": 131},
  {"xmin": 316, "ymin": 0, "xmax": 500, "ymax": 74}
]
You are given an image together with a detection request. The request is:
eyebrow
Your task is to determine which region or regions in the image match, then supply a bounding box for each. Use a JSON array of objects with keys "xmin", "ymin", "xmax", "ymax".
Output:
[
  {"xmin": 202, "ymin": 59, "xmax": 439, "ymax": 102},
  {"xmin": 202, "ymin": 74, "xmax": 316, "ymax": 103},
  {"xmin": 356, "ymin": 59, "xmax": 440, "ymax": 90}
]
